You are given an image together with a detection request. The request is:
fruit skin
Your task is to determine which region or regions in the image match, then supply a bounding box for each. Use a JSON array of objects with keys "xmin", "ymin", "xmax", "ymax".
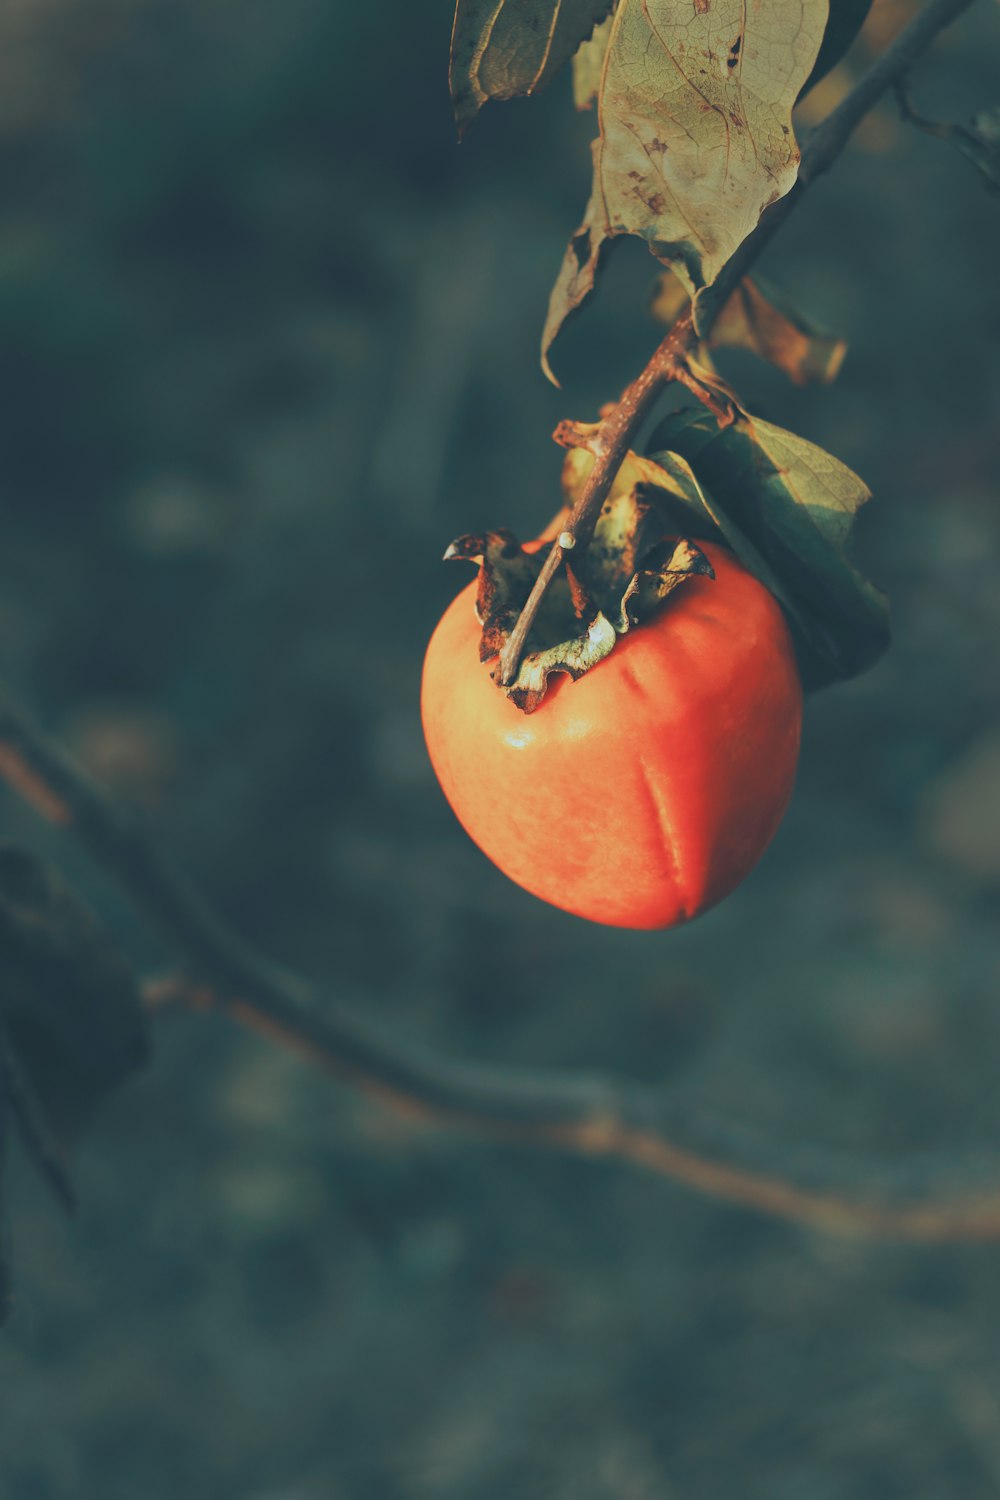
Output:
[{"xmin": 421, "ymin": 540, "xmax": 802, "ymax": 930}]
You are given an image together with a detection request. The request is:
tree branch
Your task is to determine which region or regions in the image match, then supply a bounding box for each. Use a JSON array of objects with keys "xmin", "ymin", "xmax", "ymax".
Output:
[
  {"xmin": 5, "ymin": 689, "xmax": 1000, "ymax": 1241},
  {"xmin": 0, "ymin": 0, "xmax": 984, "ymax": 1243},
  {"xmin": 497, "ymin": 0, "xmax": 978, "ymax": 687}
]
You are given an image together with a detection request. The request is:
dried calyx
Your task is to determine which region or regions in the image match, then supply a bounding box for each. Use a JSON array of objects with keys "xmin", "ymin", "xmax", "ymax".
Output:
[
  {"xmin": 445, "ymin": 397, "xmax": 891, "ymax": 712},
  {"xmin": 445, "ymin": 480, "xmax": 713, "ymax": 714}
]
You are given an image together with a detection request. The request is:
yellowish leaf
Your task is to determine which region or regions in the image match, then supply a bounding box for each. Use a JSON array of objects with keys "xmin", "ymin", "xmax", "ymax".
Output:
[
  {"xmin": 542, "ymin": 0, "xmax": 828, "ymax": 378},
  {"xmin": 571, "ymin": 13, "xmax": 614, "ymax": 110}
]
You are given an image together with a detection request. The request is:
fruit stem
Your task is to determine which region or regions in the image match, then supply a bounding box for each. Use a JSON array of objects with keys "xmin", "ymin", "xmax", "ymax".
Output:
[
  {"xmin": 497, "ymin": 308, "xmax": 705, "ymax": 685},
  {"xmin": 496, "ymin": 0, "xmax": 979, "ymax": 689}
]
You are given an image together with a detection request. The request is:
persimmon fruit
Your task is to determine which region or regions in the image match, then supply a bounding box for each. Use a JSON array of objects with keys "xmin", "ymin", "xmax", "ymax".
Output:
[{"xmin": 421, "ymin": 538, "xmax": 802, "ymax": 930}]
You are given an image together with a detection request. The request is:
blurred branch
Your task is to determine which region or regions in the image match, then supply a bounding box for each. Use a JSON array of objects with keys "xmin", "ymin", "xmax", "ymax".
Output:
[
  {"xmin": 5, "ymin": 691, "xmax": 1000, "ymax": 1241},
  {"xmin": 894, "ymin": 78, "xmax": 1000, "ymax": 194},
  {"xmin": 498, "ymin": 0, "xmax": 979, "ymax": 686}
]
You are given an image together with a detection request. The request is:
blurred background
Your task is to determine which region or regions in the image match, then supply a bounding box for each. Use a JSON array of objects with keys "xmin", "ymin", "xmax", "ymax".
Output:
[{"xmin": 1, "ymin": 0, "xmax": 999, "ymax": 1495}]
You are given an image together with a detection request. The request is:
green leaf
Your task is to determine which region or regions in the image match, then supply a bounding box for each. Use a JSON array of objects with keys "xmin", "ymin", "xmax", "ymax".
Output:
[
  {"xmin": 542, "ymin": 0, "xmax": 828, "ymax": 379},
  {"xmin": 648, "ymin": 409, "xmax": 889, "ymax": 688},
  {"xmin": 449, "ymin": 0, "xmax": 614, "ymax": 132},
  {"xmin": 652, "ymin": 273, "xmax": 846, "ymax": 387},
  {"xmin": 445, "ymin": 486, "xmax": 711, "ymax": 712},
  {"xmin": 562, "ymin": 440, "xmax": 798, "ymax": 619}
]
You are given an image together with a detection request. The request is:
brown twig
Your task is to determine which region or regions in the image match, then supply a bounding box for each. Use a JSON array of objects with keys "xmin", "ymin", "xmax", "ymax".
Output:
[
  {"xmin": 496, "ymin": 0, "xmax": 979, "ymax": 688},
  {"xmin": 6, "ymin": 690, "xmax": 1000, "ymax": 1240},
  {"xmin": 497, "ymin": 308, "xmax": 710, "ymax": 685}
]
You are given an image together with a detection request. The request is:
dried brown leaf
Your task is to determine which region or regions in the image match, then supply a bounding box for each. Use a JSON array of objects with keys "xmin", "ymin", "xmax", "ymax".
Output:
[{"xmin": 651, "ymin": 273, "xmax": 847, "ymax": 386}]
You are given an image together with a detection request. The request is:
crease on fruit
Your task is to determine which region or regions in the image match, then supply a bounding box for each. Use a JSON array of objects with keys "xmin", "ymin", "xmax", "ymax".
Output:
[{"xmin": 635, "ymin": 751, "xmax": 687, "ymax": 924}]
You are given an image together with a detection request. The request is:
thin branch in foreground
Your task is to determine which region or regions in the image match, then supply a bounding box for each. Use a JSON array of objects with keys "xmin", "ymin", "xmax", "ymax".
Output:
[
  {"xmin": 0, "ymin": 0, "xmax": 985, "ymax": 1247},
  {"xmin": 5, "ymin": 690, "xmax": 1000, "ymax": 1242},
  {"xmin": 496, "ymin": 0, "xmax": 979, "ymax": 686}
]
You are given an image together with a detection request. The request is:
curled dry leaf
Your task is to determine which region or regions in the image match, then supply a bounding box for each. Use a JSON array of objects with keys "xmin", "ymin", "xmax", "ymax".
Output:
[
  {"xmin": 652, "ymin": 272, "xmax": 847, "ymax": 386},
  {"xmin": 506, "ymin": 613, "xmax": 619, "ymax": 713},
  {"xmin": 445, "ymin": 485, "xmax": 711, "ymax": 712},
  {"xmin": 542, "ymin": 0, "xmax": 828, "ymax": 379},
  {"xmin": 449, "ymin": 0, "xmax": 614, "ymax": 132},
  {"xmin": 615, "ymin": 538, "xmax": 716, "ymax": 630},
  {"xmin": 444, "ymin": 530, "xmax": 540, "ymax": 660}
]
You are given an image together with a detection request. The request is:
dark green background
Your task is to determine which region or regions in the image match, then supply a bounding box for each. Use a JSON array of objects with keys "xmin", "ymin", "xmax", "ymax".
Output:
[{"xmin": 1, "ymin": 1, "xmax": 1000, "ymax": 1496}]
